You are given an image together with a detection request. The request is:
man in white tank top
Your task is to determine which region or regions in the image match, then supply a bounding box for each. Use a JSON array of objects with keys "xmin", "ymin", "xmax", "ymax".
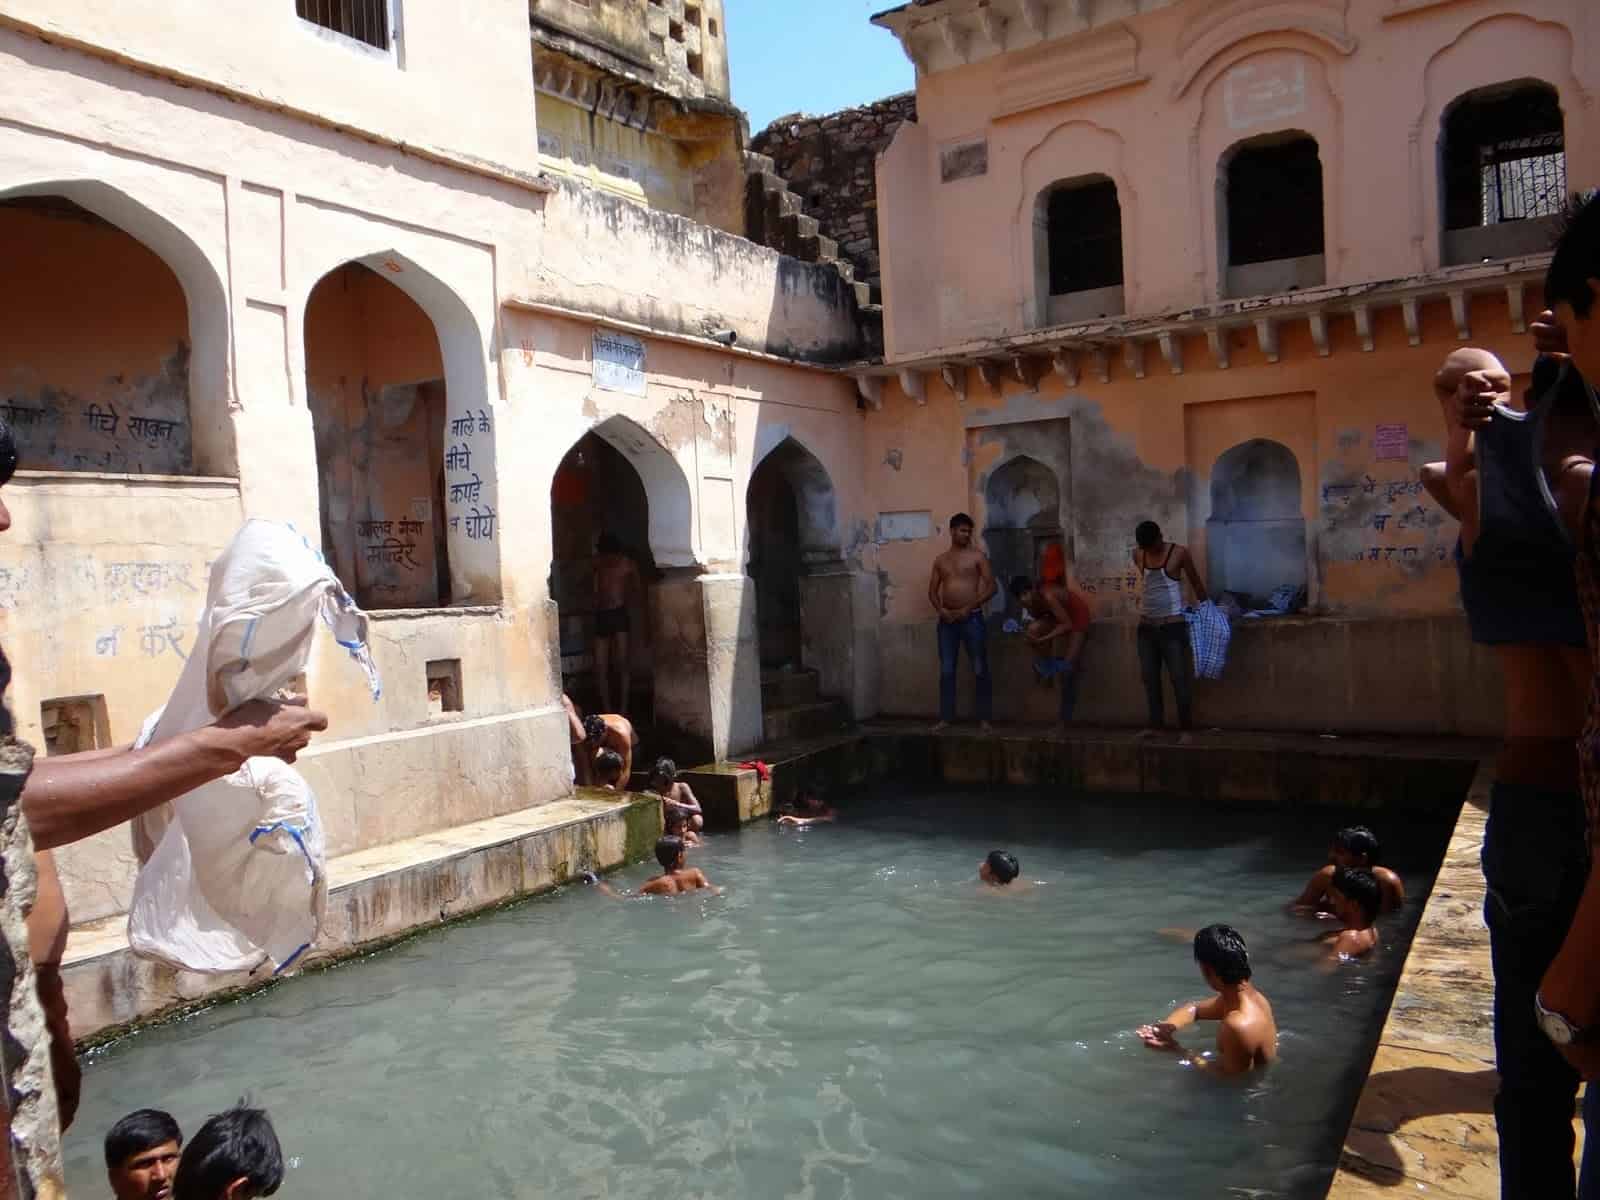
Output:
[{"xmin": 1132, "ymin": 520, "xmax": 1207, "ymax": 738}]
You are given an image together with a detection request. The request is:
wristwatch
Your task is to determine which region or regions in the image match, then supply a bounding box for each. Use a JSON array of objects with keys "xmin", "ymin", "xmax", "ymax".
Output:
[{"xmin": 1535, "ymin": 992, "xmax": 1597, "ymax": 1046}]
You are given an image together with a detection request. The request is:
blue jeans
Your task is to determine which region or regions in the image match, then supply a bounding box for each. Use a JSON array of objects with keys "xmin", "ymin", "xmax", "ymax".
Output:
[
  {"xmin": 1137, "ymin": 621, "xmax": 1193, "ymax": 730},
  {"xmin": 1483, "ymin": 782, "xmax": 1590, "ymax": 1199},
  {"xmin": 937, "ymin": 611, "xmax": 991, "ymax": 722},
  {"xmin": 1039, "ymin": 657, "xmax": 1084, "ymax": 722}
]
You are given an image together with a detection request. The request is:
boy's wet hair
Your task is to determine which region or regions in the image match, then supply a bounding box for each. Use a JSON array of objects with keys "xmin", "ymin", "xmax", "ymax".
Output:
[
  {"xmin": 1332, "ymin": 866, "xmax": 1382, "ymax": 925},
  {"xmin": 1545, "ymin": 190, "xmax": 1600, "ymax": 319},
  {"xmin": 1008, "ymin": 575, "xmax": 1035, "ymax": 600},
  {"xmin": 651, "ymin": 756, "xmax": 677, "ymax": 786},
  {"xmin": 985, "ymin": 850, "xmax": 1020, "ymax": 884},
  {"xmin": 949, "ymin": 512, "xmax": 975, "ymax": 531},
  {"xmin": 664, "ymin": 805, "xmax": 688, "ymax": 834},
  {"xmin": 105, "ymin": 1108, "xmax": 182, "ymax": 1169},
  {"xmin": 1334, "ymin": 825, "xmax": 1380, "ymax": 864},
  {"xmin": 173, "ymin": 1101, "xmax": 283, "ymax": 1200},
  {"xmin": 655, "ymin": 835, "xmax": 685, "ymax": 871},
  {"xmin": 582, "ymin": 714, "xmax": 606, "ymax": 743},
  {"xmin": 1135, "ymin": 520, "xmax": 1162, "ymax": 549},
  {"xmin": 595, "ymin": 748, "xmax": 624, "ymax": 784},
  {"xmin": 1193, "ymin": 924, "xmax": 1251, "ymax": 984}
]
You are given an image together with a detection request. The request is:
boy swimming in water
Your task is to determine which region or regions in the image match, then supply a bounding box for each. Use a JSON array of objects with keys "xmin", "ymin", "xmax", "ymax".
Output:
[
  {"xmin": 649, "ymin": 757, "xmax": 704, "ymax": 832},
  {"xmin": 663, "ymin": 803, "xmax": 702, "ymax": 847},
  {"xmin": 776, "ymin": 787, "xmax": 837, "ymax": 827},
  {"xmin": 1323, "ymin": 866, "xmax": 1381, "ymax": 961},
  {"xmin": 1137, "ymin": 924, "xmax": 1277, "ymax": 1075},
  {"xmin": 978, "ymin": 850, "xmax": 1020, "ymax": 886},
  {"xmin": 1291, "ymin": 825, "xmax": 1404, "ymax": 914},
  {"xmin": 580, "ymin": 836, "xmax": 719, "ymax": 897}
]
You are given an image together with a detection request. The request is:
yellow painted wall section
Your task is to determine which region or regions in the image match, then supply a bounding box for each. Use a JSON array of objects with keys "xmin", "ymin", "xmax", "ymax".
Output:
[{"xmin": 536, "ymin": 93, "xmax": 696, "ymax": 218}]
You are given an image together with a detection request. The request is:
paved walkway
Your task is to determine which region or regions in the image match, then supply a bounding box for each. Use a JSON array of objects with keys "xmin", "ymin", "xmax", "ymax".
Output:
[{"xmin": 1329, "ymin": 767, "xmax": 1584, "ymax": 1196}]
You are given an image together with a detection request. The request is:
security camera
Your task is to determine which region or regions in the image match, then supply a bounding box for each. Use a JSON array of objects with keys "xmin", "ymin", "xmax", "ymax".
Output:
[{"xmin": 709, "ymin": 329, "xmax": 738, "ymax": 346}]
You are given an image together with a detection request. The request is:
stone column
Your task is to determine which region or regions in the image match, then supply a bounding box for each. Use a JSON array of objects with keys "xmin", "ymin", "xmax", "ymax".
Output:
[
  {"xmin": 0, "ymin": 737, "xmax": 64, "ymax": 1200},
  {"xmin": 650, "ymin": 571, "xmax": 763, "ymax": 761},
  {"xmin": 798, "ymin": 569, "xmax": 880, "ymax": 720}
]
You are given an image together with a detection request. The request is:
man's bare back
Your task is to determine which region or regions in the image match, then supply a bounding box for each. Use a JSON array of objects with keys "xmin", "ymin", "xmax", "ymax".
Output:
[{"xmin": 640, "ymin": 866, "xmax": 717, "ymax": 895}]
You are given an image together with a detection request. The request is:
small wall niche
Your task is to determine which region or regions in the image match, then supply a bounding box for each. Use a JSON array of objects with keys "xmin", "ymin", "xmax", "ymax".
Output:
[
  {"xmin": 426, "ymin": 659, "xmax": 463, "ymax": 715},
  {"xmin": 40, "ymin": 695, "xmax": 110, "ymax": 756}
]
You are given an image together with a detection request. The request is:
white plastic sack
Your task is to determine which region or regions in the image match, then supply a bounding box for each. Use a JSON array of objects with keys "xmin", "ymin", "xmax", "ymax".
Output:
[{"xmin": 128, "ymin": 520, "xmax": 380, "ymax": 975}]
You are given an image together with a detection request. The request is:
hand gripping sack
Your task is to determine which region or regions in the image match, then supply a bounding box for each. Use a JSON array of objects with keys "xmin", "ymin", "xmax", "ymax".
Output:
[{"xmin": 128, "ymin": 520, "xmax": 380, "ymax": 974}]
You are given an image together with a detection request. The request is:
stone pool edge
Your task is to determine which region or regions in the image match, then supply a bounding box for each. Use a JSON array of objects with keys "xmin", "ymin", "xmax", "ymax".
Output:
[
  {"xmin": 1326, "ymin": 761, "xmax": 1511, "ymax": 1199},
  {"xmin": 64, "ymin": 789, "xmax": 662, "ymax": 1049}
]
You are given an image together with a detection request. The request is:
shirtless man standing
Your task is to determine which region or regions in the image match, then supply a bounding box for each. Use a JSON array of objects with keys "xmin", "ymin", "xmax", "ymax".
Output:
[
  {"xmin": 592, "ymin": 532, "xmax": 641, "ymax": 715},
  {"xmin": 1137, "ymin": 924, "xmax": 1276, "ymax": 1075},
  {"xmin": 928, "ymin": 513, "xmax": 997, "ymax": 731}
]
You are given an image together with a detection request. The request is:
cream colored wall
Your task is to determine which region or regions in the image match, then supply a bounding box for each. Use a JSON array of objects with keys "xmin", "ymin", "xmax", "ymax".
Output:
[
  {"xmin": 877, "ymin": 0, "xmax": 1600, "ymax": 360},
  {"xmin": 537, "ymin": 92, "xmax": 697, "ymax": 217},
  {"xmin": 0, "ymin": 0, "xmax": 539, "ymax": 174}
]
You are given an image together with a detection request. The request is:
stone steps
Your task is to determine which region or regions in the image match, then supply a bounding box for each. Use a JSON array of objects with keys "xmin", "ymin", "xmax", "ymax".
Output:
[
  {"xmin": 759, "ymin": 667, "xmax": 820, "ymax": 708},
  {"xmin": 762, "ymin": 697, "xmax": 848, "ymax": 744},
  {"xmin": 742, "ymin": 150, "xmax": 865, "ymax": 306},
  {"xmin": 61, "ymin": 789, "xmax": 661, "ymax": 1045}
]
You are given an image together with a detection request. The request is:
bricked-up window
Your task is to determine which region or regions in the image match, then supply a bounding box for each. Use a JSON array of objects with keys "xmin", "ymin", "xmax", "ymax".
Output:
[
  {"xmin": 1443, "ymin": 83, "xmax": 1565, "ymax": 229},
  {"xmin": 296, "ymin": 0, "xmax": 391, "ymax": 50},
  {"xmin": 1046, "ymin": 177, "xmax": 1123, "ymax": 295},
  {"xmin": 1226, "ymin": 134, "xmax": 1324, "ymax": 266}
]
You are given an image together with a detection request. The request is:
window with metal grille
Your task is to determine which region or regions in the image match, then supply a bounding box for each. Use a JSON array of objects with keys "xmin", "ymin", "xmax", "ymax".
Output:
[
  {"xmin": 1481, "ymin": 133, "xmax": 1566, "ymax": 223},
  {"xmin": 296, "ymin": 0, "xmax": 391, "ymax": 50},
  {"xmin": 1443, "ymin": 83, "xmax": 1564, "ymax": 229},
  {"xmin": 1226, "ymin": 135, "xmax": 1324, "ymax": 266},
  {"xmin": 1046, "ymin": 178, "xmax": 1123, "ymax": 295}
]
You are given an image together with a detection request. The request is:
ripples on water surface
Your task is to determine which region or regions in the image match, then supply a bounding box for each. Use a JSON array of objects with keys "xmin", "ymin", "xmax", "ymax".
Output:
[{"xmin": 66, "ymin": 788, "xmax": 1451, "ymax": 1198}]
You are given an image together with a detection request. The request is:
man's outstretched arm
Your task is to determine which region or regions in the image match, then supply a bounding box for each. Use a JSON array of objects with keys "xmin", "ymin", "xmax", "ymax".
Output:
[{"xmin": 23, "ymin": 699, "xmax": 327, "ymax": 850}]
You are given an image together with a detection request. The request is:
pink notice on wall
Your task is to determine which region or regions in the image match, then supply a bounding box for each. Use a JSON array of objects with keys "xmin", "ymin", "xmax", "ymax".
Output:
[{"xmin": 1373, "ymin": 424, "xmax": 1409, "ymax": 462}]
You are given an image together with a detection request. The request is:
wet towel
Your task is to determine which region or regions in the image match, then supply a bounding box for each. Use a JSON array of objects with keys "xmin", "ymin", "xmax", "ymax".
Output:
[
  {"xmin": 1184, "ymin": 600, "xmax": 1231, "ymax": 681},
  {"xmin": 128, "ymin": 520, "xmax": 380, "ymax": 975}
]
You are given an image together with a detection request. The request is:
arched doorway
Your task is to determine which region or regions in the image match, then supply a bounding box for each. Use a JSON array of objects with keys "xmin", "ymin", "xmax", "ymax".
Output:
[
  {"xmin": 746, "ymin": 437, "xmax": 839, "ymax": 670},
  {"xmin": 0, "ymin": 185, "xmax": 229, "ymax": 474},
  {"xmin": 550, "ymin": 431, "xmax": 659, "ymax": 716},
  {"xmin": 1207, "ymin": 439, "xmax": 1306, "ymax": 606},
  {"xmin": 983, "ymin": 455, "xmax": 1062, "ymax": 607}
]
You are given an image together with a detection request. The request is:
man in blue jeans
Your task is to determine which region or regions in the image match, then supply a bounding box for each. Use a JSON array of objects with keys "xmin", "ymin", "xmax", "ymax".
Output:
[{"xmin": 928, "ymin": 512, "xmax": 996, "ymax": 731}]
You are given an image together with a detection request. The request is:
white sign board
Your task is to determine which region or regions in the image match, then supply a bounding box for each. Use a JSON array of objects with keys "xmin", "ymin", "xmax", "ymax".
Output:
[{"xmin": 593, "ymin": 330, "xmax": 646, "ymax": 396}]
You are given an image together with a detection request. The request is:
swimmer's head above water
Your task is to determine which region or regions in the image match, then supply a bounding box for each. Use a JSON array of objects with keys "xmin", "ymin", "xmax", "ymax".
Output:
[
  {"xmin": 594, "ymin": 748, "xmax": 624, "ymax": 788},
  {"xmin": 1330, "ymin": 825, "xmax": 1380, "ymax": 868},
  {"xmin": 979, "ymin": 850, "xmax": 1020, "ymax": 885},
  {"xmin": 1193, "ymin": 924, "xmax": 1251, "ymax": 988},
  {"xmin": 655, "ymin": 835, "xmax": 686, "ymax": 872},
  {"xmin": 1330, "ymin": 866, "xmax": 1381, "ymax": 928}
]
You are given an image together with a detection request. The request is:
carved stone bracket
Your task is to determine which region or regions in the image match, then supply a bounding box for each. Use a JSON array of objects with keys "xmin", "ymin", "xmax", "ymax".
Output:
[
  {"xmin": 976, "ymin": 360, "xmax": 1005, "ymax": 397},
  {"xmin": 853, "ymin": 374, "xmax": 884, "ymax": 411},
  {"xmin": 1206, "ymin": 326, "xmax": 1230, "ymax": 369},
  {"xmin": 1353, "ymin": 304, "xmax": 1376, "ymax": 352},
  {"xmin": 1506, "ymin": 282, "xmax": 1527, "ymax": 334},
  {"xmin": 939, "ymin": 363, "xmax": 967, "ymax": 404},
  {"xmin": 1090, "ymin": 346, "xmax": 1111, "ymax": 383},
  {"xmin": 1158, "ymin": 332, "xmax": 1183, "ymax": 375},
  {"xmin": 1052, "ymin": 348, "xmax": 1079, "ymax": 386},
  {"xmin": 1124, "ymin": 340, "xmax": 1146, "ymax": 380},
  {"xmin": 1254, "ymin": 318, "xmax": 1280, "ymax": 364},
  {"xmin": 1449, "ymin": 289, "xmax": 1470, "ymax": 341},
  {"xmin": 898, "ymin": 368, "xmax": 927, "ymax": 406},
  {"xmin": 1308, "ymin": 312, "xmax": 1330, "ymax": 358},
  {"xmin": 1402, "ymin": 299, "xmax": 1421, "ymax": 347},
  {"xmin": 1010, "ymin": 353, "xmax": 1046, "ymax": 388}
]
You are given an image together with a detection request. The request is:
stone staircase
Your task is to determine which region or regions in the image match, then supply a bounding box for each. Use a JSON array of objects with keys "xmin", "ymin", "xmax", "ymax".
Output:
[
  {"xmin": 744, "ymin": 151, "xmax": 871, "ymax": 308},
  {"xmin": 761, "ymin": 666, "xmax": 849, "ymax": 744}
]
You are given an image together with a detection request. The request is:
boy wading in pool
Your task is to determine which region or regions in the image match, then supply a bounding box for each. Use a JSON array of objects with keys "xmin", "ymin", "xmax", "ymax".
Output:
[
  {"xmin": 928, "ymin": 512, "xmax": 997, "ymax": 732},
  {"xmin": 979, "ymin": 850, "xmax": 1020, "ymax": 886},
  {"xmin": 1292, "ymin": 826, "xmax": 1405, "ymax": 916},
  {"xmin": 1322, "ymin": 867, "xmax": 1381, "ymax": 962},
  {"xmin": 1137, "ymin": 924, "xmax": 1277, "ymax": 1075},
  {"xmin": 583, "ymin": 836, "xmax": 720, "ymax": 897}
]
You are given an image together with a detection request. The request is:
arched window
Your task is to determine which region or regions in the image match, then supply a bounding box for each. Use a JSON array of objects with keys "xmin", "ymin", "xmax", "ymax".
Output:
[
  {"xmin": 1206, "ymin": 439, "xmax": 1306, "ymax": 606},
  {"xmin": 1034, "ymin": 175, "xmax": 1124, "ymax": 326},
  {"xmin": 1221, "ymin": 133, "xmax": 1325, "ymax": 298},
  {"xmin": 983, "ymin": 455, "xmax": 1062, "ymax": 609},
  {"xmin": 1441, "ymin": 81, "xmax": 1565, "ymax": 265}
]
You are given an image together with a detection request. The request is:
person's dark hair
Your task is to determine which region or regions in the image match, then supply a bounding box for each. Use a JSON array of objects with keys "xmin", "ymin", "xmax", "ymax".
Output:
[
  {"xmin": 173, "ymin": 1102, "xmax": 283, "ymax": 1200},
  {"xmin": 597, "ymin": 532, "xmax": 622, "ymax": 555},
  {"xmin": 651, "ymin": 756, "xmax": 677, "ymax": 787},
  {"xmin": 105, "ymin": 1109, "xmax": 182, "ymax": 1169},
  {"xmin": 1546, "ymin": 190, "xmax": 1600, "ymax": 319},
  {"xmin": 595, "ymin": 748, "xmax": 624, "ymax": 784},
  {"xmin": 1332, "ymin": 866, "xmax": 1382, "ymax": 925},
  {"xmin": 1334, "ymin": 825, "xmax": 1381, "ymax": 865},
  {"xmin": 949, "ymin": 512, "xmax": 974, "ymax": 531},
  {"xmin": 582, "ymin": 714, "xmax": 605, "ymax": 744},
  {"xmin": 1193, "ymin": 923, "xmax": 1251, "ymax": 985},
  {"xmin": 1135, "ymin": 520, "xmax": 1162, "ymax": 549},
  {"xmin": 985, "ymin": 850, "xmax": 1020, "ymax": 884},
  {"xmin": 1008, "ymin": 575, "xmax": 1035, "ymax": 600},
  {"xmin": 655, "ymin": 835, "xmax": 685, "ymax": 871},
  {"xmin": 664, "ymin": 805, "xmax": 688, "ymax": 835},
  {"xmin": 0, "ymin": 419, "xmax": 17, "ymax": 488}
]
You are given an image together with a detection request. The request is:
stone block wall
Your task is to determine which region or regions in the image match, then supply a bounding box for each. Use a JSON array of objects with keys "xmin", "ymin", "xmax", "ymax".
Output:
[{"xmin": 752, "ymin": 93, "xmax": 917, "ymax": 299}]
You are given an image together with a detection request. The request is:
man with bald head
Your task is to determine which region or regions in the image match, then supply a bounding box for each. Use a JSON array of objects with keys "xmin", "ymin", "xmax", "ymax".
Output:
[{"xmin": 1425, "ymin": 331, "xmax": 1599, "ymax": 1197}]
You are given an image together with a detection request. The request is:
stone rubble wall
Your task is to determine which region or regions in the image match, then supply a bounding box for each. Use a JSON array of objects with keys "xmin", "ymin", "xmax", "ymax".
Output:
[{"xmin": 752, "ymin": 93, "xmax": 917, "ymax": 299}]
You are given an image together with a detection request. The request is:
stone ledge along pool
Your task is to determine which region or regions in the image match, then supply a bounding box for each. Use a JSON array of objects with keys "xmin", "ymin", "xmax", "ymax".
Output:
[{"xmin": 66, "ymin": 763, "xmax": 1462, "ymax": 1199}]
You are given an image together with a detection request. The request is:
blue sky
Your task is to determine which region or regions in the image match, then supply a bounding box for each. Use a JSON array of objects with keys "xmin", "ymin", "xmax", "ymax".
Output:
[{"xmin": 726, "ymin": 1, "xmax": 914, "ymax": 132}]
